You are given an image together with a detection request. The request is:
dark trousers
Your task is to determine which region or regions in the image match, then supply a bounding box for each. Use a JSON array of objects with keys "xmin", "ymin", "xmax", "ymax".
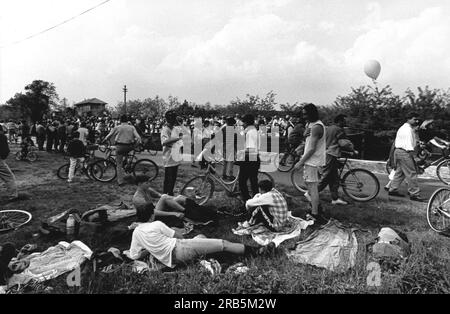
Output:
[
  {"xmin": 164, "ymin": 165, "xmax": 179, "ymax": 196},
  {"xmin": 318, "ymin": 154, "xmax": 340, "ymax": 200},
  {"xmin": 238, "ymin": 161, "xmax": 260, "ymax": 202},
  {"xmin": 53, "ymin": 136, "xmax": 60, "ymax": 151},
  {"xmin": 59, "ymin": 138, "xmax": 67, "ymax": 153},
  {"xmin": 37, "ymin": 135, "xmax": 45, "ymax": 150},
  {"xmin": 46, "ymin": 136, "xmax": 54, "ymax": 152}
]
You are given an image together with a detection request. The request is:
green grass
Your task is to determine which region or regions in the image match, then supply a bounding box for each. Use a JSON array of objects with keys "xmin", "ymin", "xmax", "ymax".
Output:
[{"xmin": 1, "ymin": 147, "xmax": 449, "ymax": 294}]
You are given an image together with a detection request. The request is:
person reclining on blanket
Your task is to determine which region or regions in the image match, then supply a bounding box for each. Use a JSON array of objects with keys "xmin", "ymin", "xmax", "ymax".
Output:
[
  {"xmin": 128, "ymin": 204, "xmax": 272, "ymax": 268},
  {"xmin": 244, "ymin": 180, "xmax": 289, "ymax": 232},
  {"xmin": 132, "ymin": 175, "xmax": 217, "ymax": 225}
]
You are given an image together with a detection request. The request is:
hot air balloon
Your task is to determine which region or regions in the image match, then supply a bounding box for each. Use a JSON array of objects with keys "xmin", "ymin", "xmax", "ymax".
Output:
[{"xmin": 364, "ymin": 60, "xmax": 381, "ymax": 81}]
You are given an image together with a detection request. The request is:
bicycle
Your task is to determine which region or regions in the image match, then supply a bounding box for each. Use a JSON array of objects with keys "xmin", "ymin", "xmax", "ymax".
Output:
[
  {"xmin": 426, "ymin": 187, "xmax": 450, "ymax": 234},
  {"xmin": 0, "ymin": 210, "xmax": 32, "ymax": 233},
  {"xmin": 277, "ymin": 144, "xmax": 303, "ymax": 172},
  {"xmin": 91, "ymin": 143, "xmax": 158, "ymax": 183},
  {"xmin": 386, "ymin": 139, "xmax": 450, "ymax": 185},
  {"xmin": 291, "ymin": 151, "xmax": 380, "ymax": 202},
  {"xmin": 57, "ymin": 145, "xmax": 102, "ymax": 180},
  {"xmin": 180, "ymin": 159, "xmax": 275, "ymax": 210},
  {"xmin": 15, "ymin": 146, "xmax": 38, "ymax": 162},
  {"xmin": 135, "ymin": 134, "xmax": 159, "ymax": 156}
]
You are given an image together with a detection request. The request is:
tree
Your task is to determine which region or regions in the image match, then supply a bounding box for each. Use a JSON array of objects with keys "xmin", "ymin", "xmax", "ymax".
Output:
[{"xmin": 6, "ymin": 80, "xmax": 59, "ymax": 122}]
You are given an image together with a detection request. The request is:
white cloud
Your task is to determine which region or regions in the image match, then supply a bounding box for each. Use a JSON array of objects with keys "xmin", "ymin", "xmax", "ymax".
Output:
[{"xmin": 344, "ymin": 6, "xmax": 450, "ymax": 89}]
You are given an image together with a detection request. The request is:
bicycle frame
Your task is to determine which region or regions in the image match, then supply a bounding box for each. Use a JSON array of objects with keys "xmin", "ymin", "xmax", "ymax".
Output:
[{"xmin": 203, "ymin": 162, "xmax": 240, "ymax": 194}]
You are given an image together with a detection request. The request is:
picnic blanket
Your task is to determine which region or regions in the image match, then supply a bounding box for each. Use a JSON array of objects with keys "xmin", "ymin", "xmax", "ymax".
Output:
[
  {"xmin": 286, "ymin": 219, "xmax": 358, "ymax": 272},
  {"xmin": 7, "ymin": 241, "xmax": 92, "ymax": 288},
  {"xmin": 232, "ymin": 213, "xmax": 314, "ymax": 247}
]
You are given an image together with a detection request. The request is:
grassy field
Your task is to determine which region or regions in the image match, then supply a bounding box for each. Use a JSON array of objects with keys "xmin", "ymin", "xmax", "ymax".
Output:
[{"xmin": 1, "ymin": 146, "xmax": 449, "ymax": 294}]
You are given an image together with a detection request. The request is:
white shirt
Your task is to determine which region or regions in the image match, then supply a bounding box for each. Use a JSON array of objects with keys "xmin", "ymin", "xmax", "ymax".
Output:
[
  {"xmin": 78, "ymin": 127, "xmax": 89, "ymax": 145},
  {"xmin": 161, "ymin": 125, "xmax": 182, "ymax": 167},
  {"xmin": 245, "ymin": 126, "xmax": 259, "ymax": 151},
  {"xmin": 395, "ymin": 123, "xmax": 417, "ymax": 152},
  {"xmin": 129, "ymin": 221, "xmax": 177, "ymax": 268}
]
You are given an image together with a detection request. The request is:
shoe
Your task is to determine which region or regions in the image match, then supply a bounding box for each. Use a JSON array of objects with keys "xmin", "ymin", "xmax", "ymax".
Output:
[
  {"xmin": 388, "ymin": 191, "xmax": 405, "ymax": 197},
  {"xmin": 118, "ymin": 182, "xmax": 126, "ymax": 187},
  {"xmin": 67, "ymin": 180, "xmax": 73, "ymax": 183},
  {"xmin": 410, "ymin": 195, "xmax": 427, "ymax": 202},
  {"xmin": 331, "ymin": 198, "xmax": 348, "ymax": 205},
  {"xmin": 304, "ymin": 192, "xmax": 311, "ymax": 202},
  {"xmin": 384, "ymin": 186, "xmax": 389, "ymax": 192}
]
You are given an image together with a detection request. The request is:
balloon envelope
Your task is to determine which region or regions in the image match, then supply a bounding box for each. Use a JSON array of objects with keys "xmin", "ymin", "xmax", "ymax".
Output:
[{"xmin": 364, "ymin": 60, "xmax": 381, "ymax": 80}]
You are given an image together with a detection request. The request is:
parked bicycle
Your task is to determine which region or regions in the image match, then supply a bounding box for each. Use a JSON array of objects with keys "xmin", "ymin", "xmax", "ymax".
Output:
[
  {"xmin": 57, "ymin": 144, "xmax": 103, "ymax": 180},
  {"xmin": 180, "ymin": 159, "xmax": 275, "ymax": 212},
  {"xmin": 426, "ymin": 187, "xmax": 450, "ymax": 234},
  {"xmin": 386, "ymin": 139, "xmax": 450, "ymax": 185},
  {"xmin": 15, "ymin": 146, "xmax": 38, "ymax": 162},
  {"xmin": 291, "ymin": 151, "xmax": 380, "ymax": 202},
  {"xmin": 0, "ymin": 210, "xmax": 32, "ymax": 233},
  {"xmin": 91, "ymin": 142, "xmax": 158, "ymax": 183}
]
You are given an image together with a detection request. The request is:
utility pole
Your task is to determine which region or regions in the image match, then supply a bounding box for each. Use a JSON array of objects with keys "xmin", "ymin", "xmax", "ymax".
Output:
[{"xmin": 123, "ymin": 85, "xmax": 128, "ymax": 114}]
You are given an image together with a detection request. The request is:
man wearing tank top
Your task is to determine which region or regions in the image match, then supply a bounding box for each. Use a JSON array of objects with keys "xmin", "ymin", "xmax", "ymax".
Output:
[{"xmin": 294, "ymin": 103, "xmax": 327, "ymax": 224}]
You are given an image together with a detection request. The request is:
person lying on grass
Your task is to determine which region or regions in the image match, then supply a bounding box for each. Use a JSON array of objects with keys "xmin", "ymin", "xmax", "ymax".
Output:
[
  {"xmin": 244, "ymin": 180, "xmax": 289, "ymax": 232},
  {"xmin": 127, "ymin": 203, "xmax": 274, "ymax": 268},
  {"xmin": 132, "ymin": 175, "xmax": 217, "ymax": 226}
]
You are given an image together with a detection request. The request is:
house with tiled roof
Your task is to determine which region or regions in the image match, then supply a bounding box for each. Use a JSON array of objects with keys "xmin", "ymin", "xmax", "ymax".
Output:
[{"xmin": 74, "ymin": 98, "xmax": 107, "ymax": 116}]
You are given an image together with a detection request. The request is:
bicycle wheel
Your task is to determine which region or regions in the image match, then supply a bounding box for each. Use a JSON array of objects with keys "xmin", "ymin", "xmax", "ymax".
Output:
[
  {"xmin": 27, "ymin": 151, "xmax": 37, "ymax": 162},
  {"xmin": 291, "ymin": 167, "xmax": 307, "ymax": 193},
  {"xmin": 91, "ymin": 159, "xmax": 117, "ymax": 182},
  {"xmin": 436, "ymin": 159, "xmax": 450, "ymax": 185},
  {"xmin": 180, "ymin": 176, "xmax": 215, "ymax": 206},
  {"xmin": 427, "ymin": 187, "xmax": 450, "ymax": 233},
  {"xmin": 342, "ymin": 168, "xmax": 380, "ymax": 202},
  {"xmin": 57, "ymin": 163, "xmax": 70, "ymax": 180},
  {"xmin": 277, "ymin": 152, "xmax": 296, "ymax": 172},
  {"xmin": 0, "ymin": 210, "xmax": 32, "ymax": 233},
  {"xmin": 132, "ymin": 159, "xmax": 159, "ymax": 182}
]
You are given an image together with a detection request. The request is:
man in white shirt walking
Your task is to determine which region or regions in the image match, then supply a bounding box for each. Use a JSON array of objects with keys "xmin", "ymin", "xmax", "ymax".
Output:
[{"xmin": 388, "ymin": 112, "xmax": 425, "ymax": 202}]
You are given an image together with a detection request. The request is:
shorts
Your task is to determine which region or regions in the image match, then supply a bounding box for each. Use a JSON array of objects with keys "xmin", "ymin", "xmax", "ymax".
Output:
[
  {"xmin": 172, "ymin": 238, "xmax": 224, "ymax": 264},
  {"xmin": 303, "ymin": 165, "xmax": 322, "ymax": 183}
]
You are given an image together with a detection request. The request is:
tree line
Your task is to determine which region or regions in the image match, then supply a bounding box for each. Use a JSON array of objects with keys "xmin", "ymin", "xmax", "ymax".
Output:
[{"xmin": 2, "ymin": 80, "xmax": 450, "ymax": 160}]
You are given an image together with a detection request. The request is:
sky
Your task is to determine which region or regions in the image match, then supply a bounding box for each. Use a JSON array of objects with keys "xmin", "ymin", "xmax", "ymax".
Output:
[{"xmin": 1, "ymin": 0, "xmax": 450, "ymax": 109}]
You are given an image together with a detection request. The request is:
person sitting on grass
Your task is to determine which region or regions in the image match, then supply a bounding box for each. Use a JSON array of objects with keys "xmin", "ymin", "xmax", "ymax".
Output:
[
  {"xmin": 244, "ymin": 180, "xmax": 289, "ymax": 232},
  {"xmin": 132, "ymin": 175, "xmax": 217, "ymax": 226},
  {"xmin": 127, "ymin": 204, "xmax": 273, "ymax": 268}
]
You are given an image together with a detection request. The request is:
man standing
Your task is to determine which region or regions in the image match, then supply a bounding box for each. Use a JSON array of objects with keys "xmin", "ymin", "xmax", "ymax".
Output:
[
  {"xmin": 238, "ymin": 114, "xmax": 260, "ymax": 203},
  {"xmin": 161, "ymin": 110, "xmax": 183, "ymax": 196},
  {"xmin": 57, "ymin": 120, "xmax": 67, "ymax": 153},
  {"xmin": 36, "ymin": 121, "xmax": 46, "ymax": 151},
  {"xmin": 317, "ymin": 114, "xmax": 354, "ymax": 205},
  {"xmin": 388, "ymin": 112, "xmax": 425, "ymax": 202},
  {"xmin": 294, "ymin": 103, "xmax": 327, "ymax": 224},
  {"xmin": 104, "ymin": 115, "xmax": 142, "ymax": 186},
  {"xmin": 0, "ymin": 128, "xmax": 18, "ymax": 202}
]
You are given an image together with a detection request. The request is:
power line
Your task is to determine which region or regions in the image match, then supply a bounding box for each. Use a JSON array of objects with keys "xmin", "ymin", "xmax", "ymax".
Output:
[{"xmin": 0, "ymin": 0, "xmax": 112, "ymax": 49}]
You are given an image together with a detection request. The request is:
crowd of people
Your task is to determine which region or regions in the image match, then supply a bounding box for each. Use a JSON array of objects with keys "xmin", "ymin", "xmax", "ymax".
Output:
[{"xmin": 2, "ymin": 103, "xmax": 448, "ymax": 272}]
